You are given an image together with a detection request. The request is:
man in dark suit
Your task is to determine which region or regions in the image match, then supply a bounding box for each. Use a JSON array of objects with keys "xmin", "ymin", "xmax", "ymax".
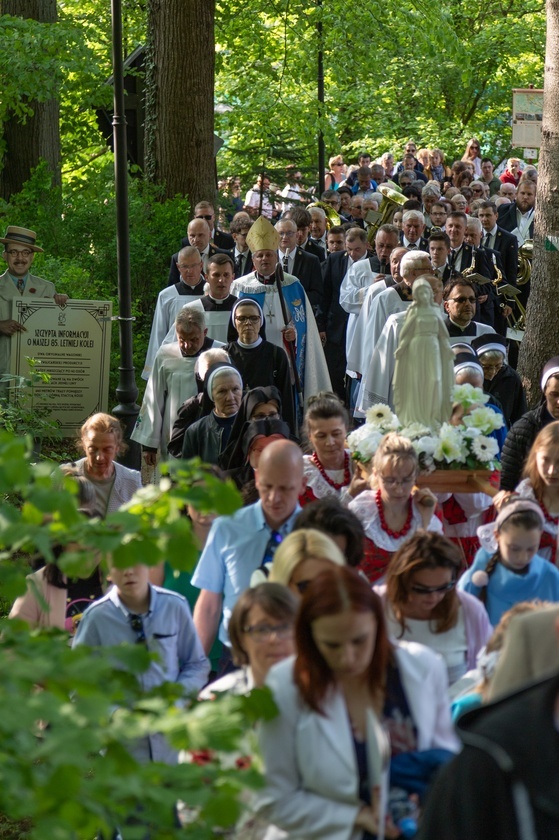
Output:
[
  {"xmin": 368, "ymin": 223, "xmax": 400, "ymax": 273},
  {"xmin": 193, "ymin": 201, "xmax": 234, "ymax": 250},
  {"xmin": 465, "ymin": 215, "xmax": 513, "ymax": 337},
  {"xmin": 400, "ymin": 209, "xmax": 429, "ymax": 251},
  {"xmin": 478, "ymin": 201, "xmax": 518, "ymax": 285},
  {"xmin": 321, "ymin": 243, "xmax": 350, "ymax": 399},
  {"xmin": 168, "ymin": 219, "xmax": 229, "ymax": 285},
  {"xmin": 283, "ymin": 207, "xmax": 326, "ymax": 263},
  {"xmin": 276, "ymin": 218, "xmax": 323, "ymax": 325},
  {"xmin": 497, "ymin": 180, "xmax": 536, "ymax": 244},
  {"xmin": 229, "ymin": 216, "xmax": 254, "ymax": 278},
  {"xmin": 442, "ymin": 211, "xmax": 495, "ymax": 327}
]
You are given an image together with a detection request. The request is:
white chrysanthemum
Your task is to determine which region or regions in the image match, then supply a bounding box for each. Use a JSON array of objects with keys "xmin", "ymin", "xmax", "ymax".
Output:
[
  {"xmin": 434, "ymin": 424, "xmax": 466, "ymax": 464},
  {"xmin": 401, "ymin": 423, "xmax": 432, "ymax": 440},
  {"xmin": 463, "ymin": 406, "xmax": 505, "ymax": 434},
  {"xmin": 347, "ymin": 426, "xmax": 383, "ymax": 462},
  {"xmin": 452, "ymin": 383, "xmax": 489, "ymax": 407},
  {"xmin": 365, "ymin": 404, "xmax": 399, "ymax": 429},
  {"xmin": 472, "ymin": 435, "xmax": 499, "ymax": 462}
]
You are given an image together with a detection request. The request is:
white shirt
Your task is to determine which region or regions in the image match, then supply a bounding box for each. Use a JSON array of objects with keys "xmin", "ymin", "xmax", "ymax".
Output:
[{"xmin": 278, "ymin": 247, "xmax": 297, "ymax": 275}]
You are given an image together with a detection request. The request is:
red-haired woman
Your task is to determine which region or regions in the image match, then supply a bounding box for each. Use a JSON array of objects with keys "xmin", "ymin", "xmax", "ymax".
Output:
[{"xmin": 257, "ymin": 566, "xmax": 458, "ymax": 839}]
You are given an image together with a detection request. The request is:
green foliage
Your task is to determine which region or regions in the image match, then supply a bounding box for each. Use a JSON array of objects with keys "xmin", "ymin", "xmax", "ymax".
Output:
[
  {"xmin": 0, "ymin": 161, "xmax": 190, "ymax": 399},
  {"xmin": 0, "ymin": 358, "xmax": 60, "ymax": 443},
  {"xmin": 214, "ymin": 0, "xmax": 545, "ymax": 176},
  {"xmin": 0, "ymin": 431, "xmax": 274, "ymax": 838}
]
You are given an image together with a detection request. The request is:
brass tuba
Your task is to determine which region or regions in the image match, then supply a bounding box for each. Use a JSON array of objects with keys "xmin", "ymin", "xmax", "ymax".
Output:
[
  {"xmin": 517, "ymin": 239, "xmax": 533, "ymax": 286},
  {"xmin": 307, "ymin": 201, "xmax": 342, "ymax": 230},
  {"xmin": 366, "ymin": 185, "xmax": 407, "ymax": 246}
]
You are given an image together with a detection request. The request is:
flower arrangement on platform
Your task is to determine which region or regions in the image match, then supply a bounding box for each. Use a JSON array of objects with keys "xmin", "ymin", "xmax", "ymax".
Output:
[{"xmin": 347, "ymin": 387, "xmax": 503, "ymax": 473}]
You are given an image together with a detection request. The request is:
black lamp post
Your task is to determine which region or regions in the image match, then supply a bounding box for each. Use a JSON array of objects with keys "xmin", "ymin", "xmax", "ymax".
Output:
[
  {"xmin": 317, "ymin": 0, "xmax": 325, "ymax": 196},
  {"xmin": 110, "ymin": 0, "xmax": 140, "ymax": 469}
]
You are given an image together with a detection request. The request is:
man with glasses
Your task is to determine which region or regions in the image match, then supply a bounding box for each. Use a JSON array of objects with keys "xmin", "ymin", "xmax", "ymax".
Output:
[
  {"xmin": 276, "ymin": 218, "xmax": 323, "ymax": 321},
  {"xmin": 443, "ymin": 278, "xmax": 495, "ymax": 344},
  {"xmin": 193, "ymin": 200, "xmax": 234, "ymax": 250},
  {"xmin": 192, "ymin": 440, "xmax": 306, "ymax": 673},
  {"xmin": 0, "ymin": 225, "xmax": 68, "ymax": 380},
  {"xmin": 442, "ymin": 211, "xmax": 495, "ymax": 327},
  {"xmin": 73, "ymin": 559, "xmax": 209, "ymax": 764}
]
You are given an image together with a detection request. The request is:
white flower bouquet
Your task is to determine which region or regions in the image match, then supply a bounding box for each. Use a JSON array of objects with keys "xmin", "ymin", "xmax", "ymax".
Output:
[{"xmin": 347, "ymin": 388, "xmax": 503, "ymax": 473}]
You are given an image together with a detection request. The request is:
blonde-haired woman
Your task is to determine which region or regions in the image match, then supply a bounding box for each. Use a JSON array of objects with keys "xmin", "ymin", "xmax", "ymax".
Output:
[
  {"xmin": 461, "ymin": 138, "xmax": 483, "ymax": 178},
  {"xmin": 325, "ymin": 154, "xmax": 346, "ymax": 190},
  {"xmin": 268, "ymin": 528, "xmax": 346, "ymax": 595},
  {"xmin": 66, "ymin": 412, "xmax": 142, "ymax": 516}
]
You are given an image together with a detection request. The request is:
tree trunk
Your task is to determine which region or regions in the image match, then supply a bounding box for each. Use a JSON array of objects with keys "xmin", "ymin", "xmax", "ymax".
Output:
[
  {"xmin": 0, "ymin": 0, "xmax": 60, "ymax": 200},
  {"xmin": 517, "ymin": 0, "xmax": 559, "ymax": 405},
  {"xmin": 144, "ymin": 0, "xmax": 216, "ymax": 207}
]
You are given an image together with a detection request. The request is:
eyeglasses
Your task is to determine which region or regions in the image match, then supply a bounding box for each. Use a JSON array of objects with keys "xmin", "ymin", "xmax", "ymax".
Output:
[
  {"xmin": 235, "ymin": 315, "xmax": 260, "ymax": 323},
  {"xmin": 481, "ymin": 363, "xmax": 503, "ymax": 374},
  {"xmin": 448, "ymin": 296, "xmax": 476, "ymax": 304},
  {"xmin": 332, "ymin": 162, "xmax": 344, "ymax": 167},
  {"xmin": 410, "ymin": 581, "xmax": 456, "ymax": 595},
  {"xmin": 243, "ymin": 622, "xmax": 294, "ymax": 643},
  {"xmin": 379, "ymin": 474, "xmax": 416, "ymax": 488},
  {"xmin": 252, "ymin": 411, "xmax": 280, "ymax": 420},
  {"xmin": 196, "ymin": 214, "xmax": 213, "ymax": 221},
  {"xmin": 129, "ymin": 613, "xmax": 147, "ymax": 644},
  {"xmin": 6, "ymin": 249, "xmax": 33, "ymax": 257}
]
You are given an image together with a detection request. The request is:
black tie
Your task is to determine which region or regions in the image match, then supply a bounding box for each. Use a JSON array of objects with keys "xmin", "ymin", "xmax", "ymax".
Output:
[
  {"xmin": 483, "ymin": 234, "xmax": 491, "ymax": 249},
  {"xmin": 449, "ymin": 249, "xmax": 456, "ymax": 268},
  {"xmin": 235, "ymin": 253, "xmax": 243, "ymax": 277},
  {"xmin": 256, "ymin": 530, "xmax": 284, "ymax": 579},
  {"xmin": 282, "ymin": 254, "xmax": 289, "ymax": 273}
]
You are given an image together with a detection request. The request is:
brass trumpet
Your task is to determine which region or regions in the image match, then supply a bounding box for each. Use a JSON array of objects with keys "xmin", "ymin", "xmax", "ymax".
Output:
[
  {"xmin": 366, "ymin": 185, "xmax": 407, "ymax": 246},
  {"xmin": 517, "ymin": 239, "xmax": 533, "ymax": 286},
  {"xmin": 307, "ymin": 201, "xmax": 342, "ymax": 230}
]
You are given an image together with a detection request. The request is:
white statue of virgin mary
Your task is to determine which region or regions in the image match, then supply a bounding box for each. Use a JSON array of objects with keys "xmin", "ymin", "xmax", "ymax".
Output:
[{"xmin": 393, "ymin": 277, "xmax": 454, "ymax": 430}]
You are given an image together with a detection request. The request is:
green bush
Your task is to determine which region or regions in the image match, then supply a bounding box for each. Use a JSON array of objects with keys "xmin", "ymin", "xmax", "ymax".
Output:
[
  {"xmin": 0, "ymin": 160, "xmax": 190, "ymax": 402},
  {"xmin": 0, "ymin": 433, "xmax": 277, "ymax": 838}
]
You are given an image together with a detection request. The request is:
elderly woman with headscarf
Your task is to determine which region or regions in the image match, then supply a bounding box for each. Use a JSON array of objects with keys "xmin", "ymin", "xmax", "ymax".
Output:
[
  {"xmin": 181, "ymin": 364, "xmax": 243, "ymax": 464},
  {"xmin": 166, "ymin": 347, "xmax": 231, "ymax": 458},
  {"xmin": 225, "ymin": 298, "xmax": 296, "ymax": 433}
]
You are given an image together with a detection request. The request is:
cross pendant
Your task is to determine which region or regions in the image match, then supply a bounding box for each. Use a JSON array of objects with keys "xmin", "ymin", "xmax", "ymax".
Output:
[{"xmin": 266, "ymin": 309, "xmax": 274, "ymax": 324}]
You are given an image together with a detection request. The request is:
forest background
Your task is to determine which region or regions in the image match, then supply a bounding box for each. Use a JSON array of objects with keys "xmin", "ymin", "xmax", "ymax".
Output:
[{"xmin": 0, "ymin": 0, "xmax": 546, "ymax": 402}]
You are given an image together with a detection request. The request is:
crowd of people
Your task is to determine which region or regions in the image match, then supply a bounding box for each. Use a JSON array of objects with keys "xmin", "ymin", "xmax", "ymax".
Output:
[{"xmin": 5, "ymin": 136, "xmax": 559, "ymax": 838}]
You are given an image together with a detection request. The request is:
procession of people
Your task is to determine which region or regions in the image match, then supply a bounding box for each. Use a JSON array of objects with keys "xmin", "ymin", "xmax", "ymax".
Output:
[{"xmin": 6, "ymin": 142, "xmax": 559, "ymax": 839}]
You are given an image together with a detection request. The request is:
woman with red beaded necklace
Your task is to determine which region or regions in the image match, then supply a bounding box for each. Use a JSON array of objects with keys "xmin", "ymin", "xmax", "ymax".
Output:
[
  {"xmin": 500, "ymin": 422, "xmax": 559, "ymax": 563},
  {"xmin": 349, "ymin": 433, "xmax": 440, "ymax": 583},
  {"xmin": 300, "ymin": 393, "xmax": 364, "ymax": 506}
]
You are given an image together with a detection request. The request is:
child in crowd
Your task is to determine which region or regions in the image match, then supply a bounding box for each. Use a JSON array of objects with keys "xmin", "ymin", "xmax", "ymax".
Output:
[
  {"xmin": 349, "ymin": 433, "xmax": 440, "ymax": 583},
  {"xmin": 506, "ymin": 422, "xmax": 559, "ymax": 562},
  {"xmin": 458, "ymin": 500, "xmax": 559, "ymax": 626},
  {"xmin": 73, "ymin": 562, "xmax": 209, "ymax": 764}
]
